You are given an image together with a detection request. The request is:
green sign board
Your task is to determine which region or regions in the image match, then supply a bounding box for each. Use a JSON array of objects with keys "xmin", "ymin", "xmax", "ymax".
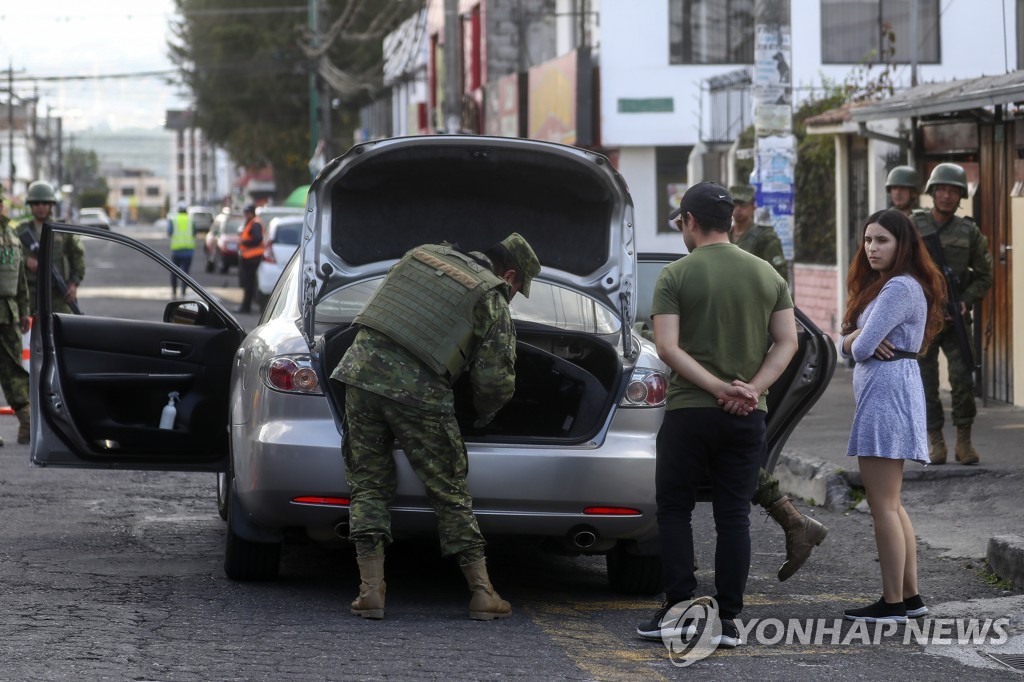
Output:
[{"xmin": 617, "ymin": 98, "xmax": 674, "ymax": 113}]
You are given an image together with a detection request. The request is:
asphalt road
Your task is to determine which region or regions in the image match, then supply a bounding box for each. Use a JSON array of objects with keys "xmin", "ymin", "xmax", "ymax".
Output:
[{"xmin": 0, "ymin": 223, "xmax": 1020, "ymax": 680}]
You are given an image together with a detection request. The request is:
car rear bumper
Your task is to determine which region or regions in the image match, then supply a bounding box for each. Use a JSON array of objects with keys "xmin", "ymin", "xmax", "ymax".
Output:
[{"xmin": 231, "ymin": 405, "xmax": 662, "ymax": 547}]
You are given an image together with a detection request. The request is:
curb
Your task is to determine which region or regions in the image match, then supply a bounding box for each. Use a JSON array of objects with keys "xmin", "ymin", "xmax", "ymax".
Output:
[
  {"xmin": 775, "ymin": 453, "xmax": 852, "ymax": 512},
  {"xmin": 987, "ymin": 536, "xmax": 1024, "ymax": 591}
]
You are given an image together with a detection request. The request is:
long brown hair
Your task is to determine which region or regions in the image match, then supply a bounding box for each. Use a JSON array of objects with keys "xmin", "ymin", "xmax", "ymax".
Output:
[{"xmin": 842, "ymin": 209, "xmax": 946, "ymax": 350}]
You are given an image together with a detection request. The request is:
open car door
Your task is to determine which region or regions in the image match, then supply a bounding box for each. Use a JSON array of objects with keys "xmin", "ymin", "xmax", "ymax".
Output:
[{"xmin": 29, "ymin": 223, "xmax": 244, "ymax": 472}]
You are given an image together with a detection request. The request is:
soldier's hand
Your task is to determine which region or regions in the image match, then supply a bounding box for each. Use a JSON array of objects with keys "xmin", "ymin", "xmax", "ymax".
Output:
[
  {"xmin": 26, "ymin": 256, "xmax": 38, "ymax": 273},
  {"xmin": 18, "ymin": 316, "xmax": 30, "ymax": 335},
  {"xmin": 65, "ymin": 282, "xmax": 78, "ymax": 303}
]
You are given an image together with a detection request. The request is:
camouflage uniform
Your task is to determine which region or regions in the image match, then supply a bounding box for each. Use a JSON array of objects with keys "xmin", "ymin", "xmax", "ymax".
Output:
[
  {"xmin": 732, "ymin": 223, "xmax": 788, "ymax": 281},
  {"xmin": 16, "ymin": 221, "xmax": 86, "ymax": 315},
  {"xmin": 332, "ymin": 244, "xmax": 522, "ymax": 564},
  {"xmin": 913, "ymin": 210, "xmax": 993, "ymax": 429},
  {"xmin": 0, "ymin": 215, "xmax": 30, "ymax": 415}
]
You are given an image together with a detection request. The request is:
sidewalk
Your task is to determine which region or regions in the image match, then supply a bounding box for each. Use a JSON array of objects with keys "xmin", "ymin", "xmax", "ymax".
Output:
[{"xmin": 779, "ymin": 363, "xmax": 1024, "ymax": 589}]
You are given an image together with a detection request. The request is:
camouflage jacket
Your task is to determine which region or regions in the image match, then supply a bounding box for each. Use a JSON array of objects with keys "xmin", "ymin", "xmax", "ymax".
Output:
[
  {"xmin": 912, "ymin": 210, "xmax": 993, "ymax": 308},
  {"xmin": 332, "ymin": 286, "xmax": 517, "ymax": 420},
  {"xmin": 16, "ymin": 220, "xmax": 86, "ymax": 292},
  {"xmin": 0, "ymin": 216, "xmax": 29, "ymax": 325},
  {"xmin": 731, "ymin": 223, "xmax": 788, "ymax": 281}
]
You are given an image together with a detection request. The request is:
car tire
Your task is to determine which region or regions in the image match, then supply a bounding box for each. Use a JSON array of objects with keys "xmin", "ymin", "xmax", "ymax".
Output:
[
  {"xmin": 606, "ymin": 545, "xmax": 662, "ymax": 595},
  {"xmin": 216, "ymin": 472, "xmax": 229, "ymax": 521},
  {"xmin": 224, "ymin": 505, "xmax": 281, "ymax": 581}
]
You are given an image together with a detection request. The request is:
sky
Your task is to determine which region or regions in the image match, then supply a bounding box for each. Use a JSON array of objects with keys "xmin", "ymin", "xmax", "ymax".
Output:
[{"xmin": 0, "ymin": 2, "xmax": 191, "ymax": 132}]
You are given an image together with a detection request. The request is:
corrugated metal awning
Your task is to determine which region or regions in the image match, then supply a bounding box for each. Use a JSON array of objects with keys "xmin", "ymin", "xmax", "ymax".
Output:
[{"xmin": 850, "ymin": 71, "xmax": 1024, "ymax": 122}]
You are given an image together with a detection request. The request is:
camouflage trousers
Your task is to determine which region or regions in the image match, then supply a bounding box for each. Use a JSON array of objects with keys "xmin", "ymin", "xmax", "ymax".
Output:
[
  {"xmin": 919, "ymin": 324, "xmax": 976, "ymax": 430},
  {"xmin": 0, "ymin": 322, "xmax": 28, "ymax": 410},
  {"xmin": 342, "ymin": 385, "xmax": 486, "ymax": 564},
  {"xmin": 751, "ymin": 467, "xmax": 782, "ymax": 509}
]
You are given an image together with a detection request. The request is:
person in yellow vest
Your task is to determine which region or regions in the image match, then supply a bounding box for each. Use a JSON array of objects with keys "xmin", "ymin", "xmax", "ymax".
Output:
[
  {"xmin": 236, "ymin": 204, "xmax": 264, "ymax": 313},
  {"xmin": 168, "ymin": 204, "xmax": 196, "ymax": 297}
]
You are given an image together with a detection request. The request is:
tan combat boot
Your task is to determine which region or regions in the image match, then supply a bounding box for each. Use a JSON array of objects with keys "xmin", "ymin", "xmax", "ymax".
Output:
[
  {"xmin": 350, "ymin": 555, "xmax": 386, "ymax": 619},
  {"xmin": 15, "ymin": 406, "xmax": 30, "ymax": 445},
  {"xmin": 460, "ymin": 559, "xmax": 511, "ymax": 621},
  {"xmin": 928, "ymin": 429, "xmax": 947, "ymax": 465},
  {"xmin": 954, "ymin": 425, "xmax": 980, "ymax": 465},
  {"xmin": 769, "ymin": 495, "xmax": 829, "ymax": 582}
]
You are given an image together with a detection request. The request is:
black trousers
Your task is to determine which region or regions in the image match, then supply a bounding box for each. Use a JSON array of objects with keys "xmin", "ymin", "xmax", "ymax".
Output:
[
  {"xmin": 656, "ymin": 407, "xmax": 766, "ymax": 619},
  {"xmin": 238, "ymin": 255, "xmax": 261, "ymax": 312}
]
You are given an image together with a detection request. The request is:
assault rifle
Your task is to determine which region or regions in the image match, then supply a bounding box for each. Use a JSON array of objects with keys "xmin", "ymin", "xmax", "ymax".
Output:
[
  {"xmin": 17, "ymin": 225, "xmax": 82, "ymax": 315},
  {"xmin": 921, "ymin": 231, "xmax": 974, "ymax": 374}
]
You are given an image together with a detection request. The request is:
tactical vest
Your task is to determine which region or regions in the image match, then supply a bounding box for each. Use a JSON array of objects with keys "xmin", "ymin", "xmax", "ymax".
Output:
[
  {"xmin": 170, "ymin": 212, "xmax": 195, "ymax": 251},
  {"xmin": 0, "ymin": 226, "xmax": 21, "ymax": 298},
  {"xmin": 354, "ymin": 244, "xmax": 507, "ymax": 379},
  {"xmin": 912, "ymin": 210, "xmax": 977, "ymax": 291}
]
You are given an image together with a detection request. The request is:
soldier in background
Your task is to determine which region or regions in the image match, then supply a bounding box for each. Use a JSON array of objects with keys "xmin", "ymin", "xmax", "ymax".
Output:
[
  {"xmin": 17, "ymin": 181, "xmax": 86, "ymax": 316},
  {"xmin": 886, "ymin": 165, "xmax": 922, "ymax": 217},
  {"xmin": 0, "ymin": 184, "xmax": 32, "ymax": 445},
  {"xmin": 332, "ymin": 233, "xmax": 540, "ymax": 621},
  {"xmin": 728, "ymin": 184, "xmax": 788, "ymax": 282},
  {"xmin": 913, "ymin": 163, "xmax": 992, "ymax": 465}
]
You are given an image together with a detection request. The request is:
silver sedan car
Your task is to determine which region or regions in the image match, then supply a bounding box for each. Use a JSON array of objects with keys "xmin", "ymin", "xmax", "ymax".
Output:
[{"xmin": 30, "ymin": 135, "xmax": 836, "ymax": 594}]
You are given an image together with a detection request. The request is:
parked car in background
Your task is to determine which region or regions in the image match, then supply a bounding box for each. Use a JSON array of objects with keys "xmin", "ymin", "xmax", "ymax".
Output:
[
  {"xmin": 78, "ymin": 208, "xmax": 111, "ymax": 229},
  {"xmin": 188, "ymin": 206, "xmax": 216, "ymax": 235},
  {"xmin": 255, "ymin": 205, "xmax": 304, "ymax": 228},
  {"xmin": 256, "ymin": 215, "xmax": 304, "ymax": 310},
  {"xmin": 29, "ymin": 135, "xmax": 836, "ymax": 595},
  {"xmin": 204, "ymin": 209, "xmax": 244, "ymax": 273}
]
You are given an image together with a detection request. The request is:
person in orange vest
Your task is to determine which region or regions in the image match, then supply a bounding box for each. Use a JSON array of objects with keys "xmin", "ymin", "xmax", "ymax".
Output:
[{"xmin": 236, "ymin": 204, "xmax": 264, "ymax": 314}]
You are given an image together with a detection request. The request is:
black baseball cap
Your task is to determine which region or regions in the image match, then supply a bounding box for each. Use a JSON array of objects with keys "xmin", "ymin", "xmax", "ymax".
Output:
[{"xmin": 675, "ymin": 182, "xmax": 734, "ymax": 230}]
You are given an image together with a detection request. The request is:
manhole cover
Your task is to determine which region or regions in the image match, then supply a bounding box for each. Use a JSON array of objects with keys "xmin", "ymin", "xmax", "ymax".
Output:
[{"xmin": 986, "ymin": 653, "xmax": 1024, "ymax": 673}]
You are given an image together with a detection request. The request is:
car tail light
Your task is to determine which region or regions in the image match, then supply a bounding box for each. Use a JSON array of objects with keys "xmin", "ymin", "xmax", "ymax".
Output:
[
  {"xmin": 262, "ymin": 355, "xmax": 322, "ymax": 394},
  {"xmin": 619, "ymin": 368, "xmax": 667, "ymax": 407},
  {"xmin": 262, "ymin": 240, "xmax": 276, "ymax": 263}
]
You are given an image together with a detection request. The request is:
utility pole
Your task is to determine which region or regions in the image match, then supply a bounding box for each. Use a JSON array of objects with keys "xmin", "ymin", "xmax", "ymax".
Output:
[
  {"xmin": 752, "ymin": 0, "xmax": 795, "ymax": 288},
  {"xmin": 443, "ymin": 0, "xmax": 462, "ymax": 132},
  {"xmin": 308, "ymin": 0, "xmax": 320, "ymax": 161},
  {"xmin": 7, "ymin": 64, "xmax": 14, "ymax": 193}
]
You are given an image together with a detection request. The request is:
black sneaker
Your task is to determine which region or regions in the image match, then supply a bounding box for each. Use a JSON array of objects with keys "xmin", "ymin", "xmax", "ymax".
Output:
[
  {"xmin": 904, "ymin": 594, "xmax": 928, "ymax": 618},
  {"xmin": 711, "ymin": 618, "xmax": 742, "ymax": 649},
  {"xmin": 636, "ymin": 601, "xmax": 700, "ymax": 642},
  {"xmin": 844, "ymin": 597, "xmax": 907, "ymax": 623}
]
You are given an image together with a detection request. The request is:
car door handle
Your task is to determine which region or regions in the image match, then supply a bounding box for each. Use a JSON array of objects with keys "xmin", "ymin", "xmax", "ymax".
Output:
[{"xmin": 161, "ymin": 342, "xmax": 190, "ymax": 357}]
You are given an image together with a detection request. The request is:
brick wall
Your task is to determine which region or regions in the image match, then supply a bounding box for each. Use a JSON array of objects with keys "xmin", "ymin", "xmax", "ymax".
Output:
[{"xmin": 793, "ymin": 263, "xmax": 840, "ymax": 340}]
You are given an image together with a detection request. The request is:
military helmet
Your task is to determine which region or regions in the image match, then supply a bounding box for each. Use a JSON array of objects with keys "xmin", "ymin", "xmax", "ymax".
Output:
[
  {"xmin": 925, "ymin": 163, "xmax": 968, "ymax": 197},
  {"xmin": 885, "ymin": 165, "xmax": 921, "ymax": 190},
  {"xmin": 27, "ymin": 180, "xmax": 57, "ymax": 204}
]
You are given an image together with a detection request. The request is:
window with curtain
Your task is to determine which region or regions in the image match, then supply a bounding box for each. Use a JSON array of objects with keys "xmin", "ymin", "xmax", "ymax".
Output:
[
  {"xmin": 821, "ymin": 0, "xmax": 940, "ymax": 64},
  {"xmin": 669, "ymin": 0, "xmax": 754, "ymax": 65}
]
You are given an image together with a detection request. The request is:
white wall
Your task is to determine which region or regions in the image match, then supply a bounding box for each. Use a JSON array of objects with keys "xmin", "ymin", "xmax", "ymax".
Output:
[
  {"xmin": 600, "ymin": 1, "xmax": 1020, "ymax": 149},
  {"xmin": 618, "ymin": 146, "xmax": 687, "ymax": 253}
]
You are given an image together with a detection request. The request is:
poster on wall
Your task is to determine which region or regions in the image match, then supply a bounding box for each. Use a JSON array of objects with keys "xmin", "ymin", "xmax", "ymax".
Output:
[{"xmin": 753, "ymin": 24, "xmax": 792, "ymax": 136}]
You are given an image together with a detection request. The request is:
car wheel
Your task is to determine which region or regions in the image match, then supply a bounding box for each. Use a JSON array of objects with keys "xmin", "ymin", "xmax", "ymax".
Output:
[
  {"xmin": 215, "ymin": 472, "xmax": 229, "ymax": 521},
  {"xmin": 224, "ymin": 505, "xmax": 281, "ymax": 581},
  {"xmin": 606, "ymin": 545, "xmax": 662, "ymax": 595}
]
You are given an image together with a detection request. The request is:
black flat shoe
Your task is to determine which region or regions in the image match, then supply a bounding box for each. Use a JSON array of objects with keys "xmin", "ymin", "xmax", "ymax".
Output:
[{"xmin": 844, "ymin": 597, "xmax": 907, "ymax": 623}]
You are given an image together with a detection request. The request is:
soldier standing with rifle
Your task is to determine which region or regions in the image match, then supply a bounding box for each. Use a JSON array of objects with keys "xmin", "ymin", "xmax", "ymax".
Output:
[
  {"xmin": 0, "ymin": 184, "xmax": 31, "ymax": 446},
  {"xmin": 913, "ymin": 163, "xmax": 993, "ymax": 465},
  {"xmin": 17, "ymin": 181, "xmax": 86, "ymax": 317}
]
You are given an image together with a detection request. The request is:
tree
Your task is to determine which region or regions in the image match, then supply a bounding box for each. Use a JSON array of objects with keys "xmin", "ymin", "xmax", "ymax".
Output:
[
  {"xmin": 65, "ymin": 148, "xmax": 110, "ymax": 210},
  {"xmin": 168, "ymin": 0, "xmax": 419, "ymax": 199}
]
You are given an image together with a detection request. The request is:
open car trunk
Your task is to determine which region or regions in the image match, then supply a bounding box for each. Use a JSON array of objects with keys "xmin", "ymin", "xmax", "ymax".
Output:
[{"xmin": 319, "ymin": 324, "xmax": 624, "ymax": 445}]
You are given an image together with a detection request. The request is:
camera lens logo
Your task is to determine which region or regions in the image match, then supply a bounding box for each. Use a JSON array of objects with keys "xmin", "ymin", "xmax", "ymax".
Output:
[{"xmin": 661, "ymin": 597, "xmax": 720, "ymax": 666}]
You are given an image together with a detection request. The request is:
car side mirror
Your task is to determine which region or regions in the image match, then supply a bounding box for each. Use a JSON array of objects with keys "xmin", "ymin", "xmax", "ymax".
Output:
[{"xmin": 165, "ymin": 300, "xmax": 208, "ymax": 326}]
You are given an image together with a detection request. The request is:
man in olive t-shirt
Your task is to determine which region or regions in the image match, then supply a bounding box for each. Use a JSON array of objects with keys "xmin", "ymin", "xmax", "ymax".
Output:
[{"xmin": 636, "ymin": 182, "xmax": 798, "ymax": 648}]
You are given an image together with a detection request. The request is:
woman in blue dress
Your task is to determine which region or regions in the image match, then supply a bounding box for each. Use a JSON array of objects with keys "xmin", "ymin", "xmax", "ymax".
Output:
[{"xmin": 838, "ymin": 209, "xmax": 946, "ymax": 623}]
